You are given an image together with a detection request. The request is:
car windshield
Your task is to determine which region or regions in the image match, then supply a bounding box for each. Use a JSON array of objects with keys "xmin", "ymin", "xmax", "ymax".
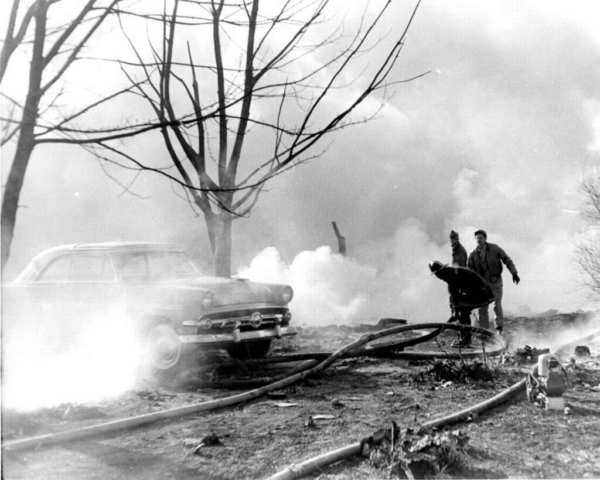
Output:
[{"xmin": 117, "ymin": 251, "xmax": 199, "ymax": 282}]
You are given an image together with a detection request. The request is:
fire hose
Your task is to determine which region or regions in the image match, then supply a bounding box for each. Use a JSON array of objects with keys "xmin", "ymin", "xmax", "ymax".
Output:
[
  {"xmin": 264, "ymin": 377, "xmax": 529, "ymax": 480},
  {"xmin": 183, "ymin": 324, "xmax": 503, "ymax": 389},
  {"xmin": 265, "ymin": 329, "xmax": 600, "ymax": 480},
  {"xmin": 2, "ymin": 322, "xmax": 501, "ymax": 453}
]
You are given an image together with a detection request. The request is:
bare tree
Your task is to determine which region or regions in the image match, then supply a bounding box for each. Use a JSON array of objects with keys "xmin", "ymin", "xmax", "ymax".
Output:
[
  {"xmin": 0, "ymin": 0, "xmax": 129, "ymax": 270},
  {"xmin": 577, "ymin": 159, "xmax": 600, "ymax": 296},
  {"xmin": 95, "ymin": 0, "xmax": 425, "ymax": 276}
]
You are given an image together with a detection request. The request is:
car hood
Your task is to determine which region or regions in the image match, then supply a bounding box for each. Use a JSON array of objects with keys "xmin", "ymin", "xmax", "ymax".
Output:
[{"xmin": 187, "ymin": 276, "xmax": 287, "ymax": 306}]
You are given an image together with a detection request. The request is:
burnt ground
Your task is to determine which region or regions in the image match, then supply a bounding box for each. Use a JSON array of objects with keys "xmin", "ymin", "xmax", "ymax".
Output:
[{"xmin": 2, "ymin": 313, "xmax": 600, "ymax": 480}]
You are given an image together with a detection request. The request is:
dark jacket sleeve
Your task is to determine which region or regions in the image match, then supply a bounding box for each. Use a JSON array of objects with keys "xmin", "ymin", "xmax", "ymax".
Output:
[
  {"xmin": 497, "ymin": 245, "xmax": 517, "ymax": 275},
  {"xmin": 488, "ymin": 243, "xmax": 517, "ymax": 278},
  {"xmin": 467, "ymin": 250, "xmax": 476, "ymax": 272},
  {"xmin": 454, "ymin": 245, "xmax": 467, "ymax": 268}
]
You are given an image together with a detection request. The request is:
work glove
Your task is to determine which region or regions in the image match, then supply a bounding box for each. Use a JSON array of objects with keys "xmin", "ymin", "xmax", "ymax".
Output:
[{"xmin": 512, "ymin": 273, "xmax": 520, "ymax": 285}]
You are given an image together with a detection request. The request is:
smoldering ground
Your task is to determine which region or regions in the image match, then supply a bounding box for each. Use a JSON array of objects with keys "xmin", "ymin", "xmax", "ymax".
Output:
[{"xmin": 2, "ymin": 0, "xmax": 600, "ymax": 410}]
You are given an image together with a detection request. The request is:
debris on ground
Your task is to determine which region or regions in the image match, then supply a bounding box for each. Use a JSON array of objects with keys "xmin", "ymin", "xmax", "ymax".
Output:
[
  {"xmin": 45, "ymin": 403, "xmax": 109, "ymax": 421},
  {"xmin": 267, "ymin": 392, "xmax": 287, "ymax": 400},
  {"xmin": 412, "ymin": 360, "xmax": 495, "ymax": 384},
  {"xmin": 568, "ymin": 365, "xmax": 600, "ymax": 388},
  {"xmin": 135, "ymin": 390, "xmax": 177, "ymax": 402},
  {"xmin": 574, "ymin": 345, "xmax": 591, "ymax": 357},
  {"xmin": 313, "ymin": 414, "xmax": 337, "ymax": 420},
  {"xmin": 361, "ymin": 421, "xmax": 472, "ymax": 479},
  {"xmin": 191, "ymin": 432, "xmax": 222, "ymax": 454},
  {"xmin": 392, "ymin": 428, "xmax": 472, "ymax": 479},
  {"xmin": 502, "ymin": 345, "xmax": 550, "ymax": 365},
  {"xmin": 305, "ymin": 414, "xmax": 338, "ymax": 428},
  {"xmin": 340, "ymin": 318, "xmax": 409, "ymax": 333}
]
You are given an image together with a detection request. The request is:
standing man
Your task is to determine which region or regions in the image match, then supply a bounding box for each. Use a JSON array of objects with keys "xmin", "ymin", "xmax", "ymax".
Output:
[
  {"xmin": 467, "ymin": 230, "xmax": 520, "ymax": 333},
  {"xmin": 450, "ymin": 230, "xmax": 467, "ymax": 267}
]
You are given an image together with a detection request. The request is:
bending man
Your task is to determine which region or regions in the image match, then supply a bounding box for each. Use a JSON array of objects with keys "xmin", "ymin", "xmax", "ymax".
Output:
[{"xmin": 429, "ymin": 261, "xmax": 495, "ymax": 348}]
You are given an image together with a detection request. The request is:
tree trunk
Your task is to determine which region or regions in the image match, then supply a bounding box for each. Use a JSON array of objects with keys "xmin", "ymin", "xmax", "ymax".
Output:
[
  {"xmin": 1, "ymin": 1, "xmax": 46, "ymax": 272},
  {"xmin": 205, "ymin": 213, "xmax": 232, "ymax": 277},
  {"xmin": 1, "ymin": 126, "xmax": 36, "ymax": 272}
]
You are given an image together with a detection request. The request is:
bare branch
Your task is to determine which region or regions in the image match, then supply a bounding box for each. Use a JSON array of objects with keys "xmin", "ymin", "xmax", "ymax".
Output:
[{"xmin": 0, "ymin": 0, "xmax": 36, "ymax": 83}]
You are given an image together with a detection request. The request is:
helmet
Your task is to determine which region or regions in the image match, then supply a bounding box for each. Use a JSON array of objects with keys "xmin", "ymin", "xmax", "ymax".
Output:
[{"xmin": 429, "ymin": 261, "xmax": 445, "ymax": 274}]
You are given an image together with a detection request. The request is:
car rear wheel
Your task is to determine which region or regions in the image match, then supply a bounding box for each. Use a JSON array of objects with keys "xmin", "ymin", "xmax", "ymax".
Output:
[
  {"xmin": 226, "ymin": 339, "xmax": 272, "ymax": 360},
  {"xmin": 145, "ymin": 324, "xmax": 182, "ymax": 371}
]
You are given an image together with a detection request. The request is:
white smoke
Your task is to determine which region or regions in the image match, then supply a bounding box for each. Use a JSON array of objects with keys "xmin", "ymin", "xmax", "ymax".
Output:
[
  {"xmin": 2, "ymin": 306, "xmax": 143, "ymax": 411},
  {"xmin": 237, "ymin": 220, "xmax": 456, "ymax": 326},
  {"xmin": 237, "ymin": 246, "xmax": 377, "ymax": 325}
]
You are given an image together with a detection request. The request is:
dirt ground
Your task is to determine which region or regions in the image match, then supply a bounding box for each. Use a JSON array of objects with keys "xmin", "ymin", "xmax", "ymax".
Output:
[{"xmin": 2, "ymin": 313, "xmax": 600, "ymax": 480}]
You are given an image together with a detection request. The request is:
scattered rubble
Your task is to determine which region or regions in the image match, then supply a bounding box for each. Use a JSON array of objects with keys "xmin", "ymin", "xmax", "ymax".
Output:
[
  {"xmin": 501, "ymin": 345, "xmax": 550, "ymax": 365},
  {"xmin": 45, "ymin": 403, "xmax": 109, "ymax": 421},
  {"xmin": 190, "ymin": 432, "xmax": 222, "ymax": 454},
  {"xmin": 135, "ymin": 390, "xmax": 177, "ymax": 402},
  {"xmin": 361, "ymin": 421, "xmax": 472, "ymax": 479},
  {"xmin": 574, "ymin": 345, "xmax": 591, "ymax": 357},
  {"xmin": 266, "ymin": 392, "xmax": 286, "ymax": 400},
  {"xmin": 568, "ymin": 365, "xmax": 600, "ymax": 388},
  {"xmin": 412, "ymin": 360, "xmax": 495, "ymax": 385}
]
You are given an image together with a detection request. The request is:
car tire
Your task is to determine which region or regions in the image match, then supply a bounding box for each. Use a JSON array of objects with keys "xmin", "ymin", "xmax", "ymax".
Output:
[
  {"xmin": 145, "ymin": 323, "xmax": 183, "ymax": 371},
  {"xmin": 226, "ymin": 339, "xmax": 272, "ymax": 360}
]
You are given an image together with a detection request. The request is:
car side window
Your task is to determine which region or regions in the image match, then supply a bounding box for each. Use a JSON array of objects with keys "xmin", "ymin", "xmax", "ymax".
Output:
[
  {"xmin": 36, "ymin": 256, "xmax": 71, "ymax": 282},
  {"xmin": 148, "ymin": 252, "xmax": 193, "ymax": 277},
  {"xmin": 70, "ymin": 255, "xmax": 115, "ymax": 281},
  {"xmin": 36, "ymin": 255, "xmax": 115, "ymax": 282},
  {"xmin": 120, "ymin": 253, "xmax": 149, "ymax": 282}
]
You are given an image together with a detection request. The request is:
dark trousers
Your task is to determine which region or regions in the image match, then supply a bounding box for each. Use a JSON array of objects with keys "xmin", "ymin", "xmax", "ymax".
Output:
[{"xmin": 455, "ymin": 307, "xmax": 472, "ymax": 344}]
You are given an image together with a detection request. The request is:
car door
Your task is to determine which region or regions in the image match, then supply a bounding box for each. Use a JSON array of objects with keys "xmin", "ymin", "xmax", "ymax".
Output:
[{"xmin": 16, "ymin": 253, "xmax": 120, "ymax": 353}]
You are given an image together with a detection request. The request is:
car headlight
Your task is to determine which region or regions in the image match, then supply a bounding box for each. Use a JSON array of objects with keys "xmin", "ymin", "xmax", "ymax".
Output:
[
  {"xmin": 282, "ymin": 286, "xmax": 294, "ymax": 304},
  {"xmin": 202, "ymin": 292, "xmax": 214, "ymax": 309}
]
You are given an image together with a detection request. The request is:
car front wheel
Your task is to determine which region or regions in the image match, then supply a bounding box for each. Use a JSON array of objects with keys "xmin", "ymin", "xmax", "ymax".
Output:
[
  {"xmin": 145, "ymin": 324, "xmax": 182, "ymax": 371},
  {"xmin": 226, "ymin": 339, "xmax": 272, "ymax": 360}
]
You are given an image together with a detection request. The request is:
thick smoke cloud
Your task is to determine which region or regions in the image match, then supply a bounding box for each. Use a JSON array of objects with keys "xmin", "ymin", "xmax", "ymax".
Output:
[{"xmin": 3, "ymin": 2, "xmax": 600, "ymax": 309}]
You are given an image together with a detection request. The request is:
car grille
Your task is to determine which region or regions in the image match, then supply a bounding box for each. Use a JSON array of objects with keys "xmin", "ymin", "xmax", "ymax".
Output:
[{"xmin": 189, "ymin": 306, "xmax": 291, "ymax": 333}]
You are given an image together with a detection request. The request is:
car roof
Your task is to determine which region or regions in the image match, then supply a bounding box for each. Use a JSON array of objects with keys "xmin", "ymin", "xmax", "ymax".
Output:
[
  {"xmin": 12, "ymin": 242, "xmax": 186, "ymax": 283},
  {"xmin": 70, "ymin": 242, "xmax": 183, "ymax": 253}
]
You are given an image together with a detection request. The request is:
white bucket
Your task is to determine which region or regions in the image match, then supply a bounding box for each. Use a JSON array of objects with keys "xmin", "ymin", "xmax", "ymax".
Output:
[{"xmin": 538, "ymin": 353, "xmax": 560, "ymax": 377}]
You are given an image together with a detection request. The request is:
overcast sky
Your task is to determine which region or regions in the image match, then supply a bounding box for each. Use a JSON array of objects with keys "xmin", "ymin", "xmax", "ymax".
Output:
[{"xmin": 2, "ymin": 0, "xmax": 600, "ymax": 325}]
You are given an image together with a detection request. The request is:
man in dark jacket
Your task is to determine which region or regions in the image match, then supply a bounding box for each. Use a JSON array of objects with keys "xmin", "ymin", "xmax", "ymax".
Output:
[
  {"xmin": 429, "ymin": 261, "xmax": 495, "ymax": 348},
  {"xmin": 450, "ymin": 230, "xmax": 467, "ymax": 267},
  {"xmin": 467, "ymin": 230, "xmax": 520, "ymax": 333}
]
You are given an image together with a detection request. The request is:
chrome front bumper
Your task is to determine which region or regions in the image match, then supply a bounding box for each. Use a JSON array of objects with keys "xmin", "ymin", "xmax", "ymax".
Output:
[{"xmin": 179, "ymin": 325, "xmax": 298, "ymax": 345}]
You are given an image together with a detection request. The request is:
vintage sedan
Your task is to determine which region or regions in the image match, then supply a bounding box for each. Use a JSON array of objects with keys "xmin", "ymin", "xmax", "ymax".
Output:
[{"xmin": 3, "ymin": 242, "xmax": 296, "ymax": 371}]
